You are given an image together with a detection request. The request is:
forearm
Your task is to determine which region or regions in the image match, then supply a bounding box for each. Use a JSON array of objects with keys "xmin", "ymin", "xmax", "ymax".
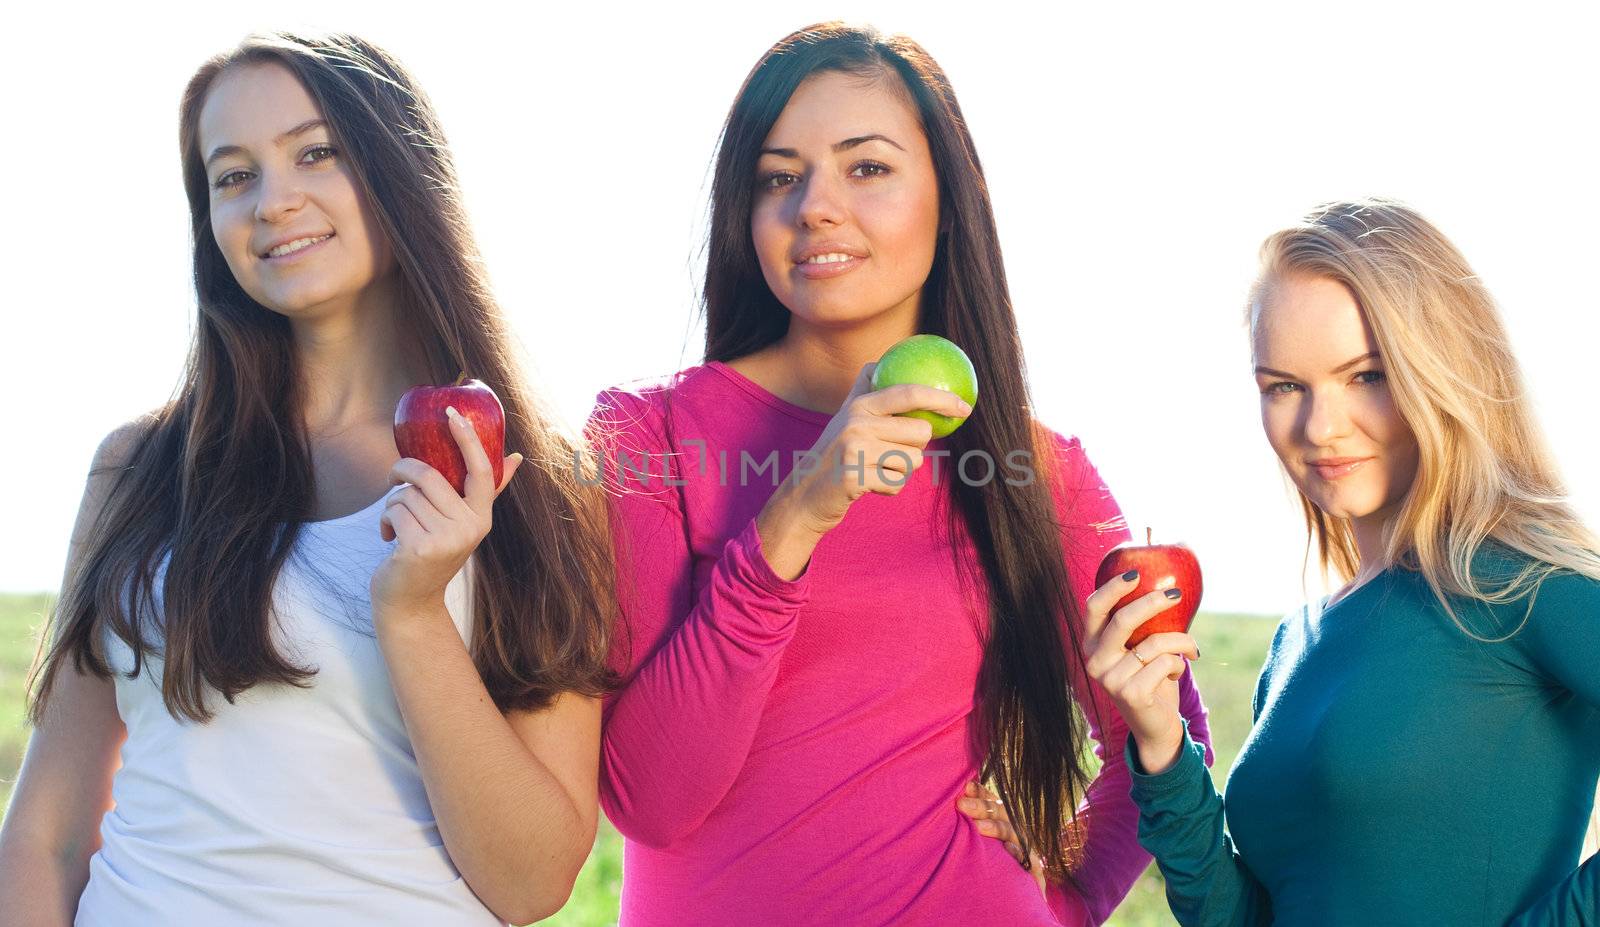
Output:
[
  {"xmin": 601, "ymin": 517, "xmax": 805, "ymax": 846},
  {"xmin": 378, "ymin": 609, "xmax": 592, "ymax": 925},
  {"xmin": 0, "ymin": 669, "xmax": 123, "ymax": 927},
  {"xmin": 1063, "ymin": 669, "xmax": 1214, "ymax": 922},
  {"xmin": 0, "ymin": 832, "xmax": 88, "ymax": 927},
  {"xmin": 1131, "ymin": 726, "xmax": 1269, "ymax": 927},
  {"xmin": 754, "ymin": 486, "xmax": 824, "ymax": 582},
  {"xmin": 1141, "ymin": 665, "xmax": 1215, "ymax": 774}
]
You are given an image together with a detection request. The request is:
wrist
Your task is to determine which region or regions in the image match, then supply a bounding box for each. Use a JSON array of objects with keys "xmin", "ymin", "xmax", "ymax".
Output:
[
  {"xmin": 1134, "ymin": 724, "xmax": 1187, "ymax": 776},
  {"xmin": 372, "ymin": 597, "xmax": 454, "ymax": 643},
  {"xmin": 756, "ymin": 490, "xmax": 825, "ymax": 582}
]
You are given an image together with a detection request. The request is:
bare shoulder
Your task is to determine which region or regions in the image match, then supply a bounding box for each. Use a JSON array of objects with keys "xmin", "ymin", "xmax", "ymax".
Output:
[
  {"xmin": 91, "ymin": 412, "xmax": 161, "ymax": 474},
  {"xmin": 71, "ymin": 412, "xmax": 162, "ymax": 545}
]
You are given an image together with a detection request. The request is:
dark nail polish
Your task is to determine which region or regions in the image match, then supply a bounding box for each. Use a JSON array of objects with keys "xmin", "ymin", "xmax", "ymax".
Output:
[
  {"xmin": 1121, "ymin": 569, "xmax": 1139, "ymax": 582},
  {"xmin": 1164, "ymin": 588, "xmax": 1183, "ymax": 600}
]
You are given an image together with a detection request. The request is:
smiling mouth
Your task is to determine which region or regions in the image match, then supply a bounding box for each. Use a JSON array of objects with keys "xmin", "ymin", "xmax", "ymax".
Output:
[
  {"xmin": 262, "ymin": 233, "xmax": 334, "ymax": 259},
  {"xmin": 1310, "ymin": 458, "xmax": 1373, "ymax": 480},
  {"xmin": 793, "ymin": 251, "xmax": 866, "ymax": 280}
]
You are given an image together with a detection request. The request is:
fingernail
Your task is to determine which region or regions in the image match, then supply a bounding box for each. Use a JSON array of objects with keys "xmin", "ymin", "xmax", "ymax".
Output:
[
  {"xmin": 1121, "ymin": 569, "xmax": 1139, "ymax": 582},
  {"xmin": 446, "ymin": 405, "xmax": 461, "ymax": 422},
  {"xmin": 1164, "ymin": 588, "xmax": 1183, "ymax": 601},
  {"xmin": 958, "ymin": 401, "xmax": 973, "ymax": 414}
]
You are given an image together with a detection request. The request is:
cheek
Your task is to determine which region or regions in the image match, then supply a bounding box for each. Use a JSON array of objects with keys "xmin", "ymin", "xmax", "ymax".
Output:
[
  {"xmin": 865, "ymin": 183, "xmax": 938, "ymax": 261},
  {"xmin": 1355, "ymin": 393, "xmax": 1420, "ymax": 500},
  {"xmin": 209, "ymin": 201, "xmax": 256, "ymax": 279},
  {"xmin": 1364, "ymin": 392, "xmax": 1417, "ymax": 456},
  {"xmin": 331, "ymin": 177, "xmax": 394, "ymax": 272},
  {"xmin": 1260, "ymin": 399, "xmax": 1300, "ymax": 458},
  {"xmin": 749, "ymin": 203, "xmax": 788, "ymax": 273}
]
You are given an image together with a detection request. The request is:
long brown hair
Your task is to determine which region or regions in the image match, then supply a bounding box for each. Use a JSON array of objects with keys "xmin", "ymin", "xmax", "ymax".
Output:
[
  {"xmin": 701, "ymin": 22, "xmax": 1097, "ymax": 881},
  {"xmin": 30, "ymin": 32, "xmax": 617, "ymax": 723}
]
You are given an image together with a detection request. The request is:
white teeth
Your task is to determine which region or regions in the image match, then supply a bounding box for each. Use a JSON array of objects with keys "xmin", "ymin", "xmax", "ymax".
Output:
[
  {"xmin": 804, "ymin": 252, "xmax": 855, "ymax": 264},
  {"xmin": 266, "ymin": 234, "xmax": 331, "ymax": 258}
]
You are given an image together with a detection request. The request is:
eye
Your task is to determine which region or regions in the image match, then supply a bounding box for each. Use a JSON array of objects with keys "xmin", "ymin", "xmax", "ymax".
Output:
[
  {"xmin": 760, "ymin": 170, "xmax": 799, "ymax": 191},
  {"xmin": 213, "ymin": 169, "xmax": 253, "ymax": 190},
  {"xmin": 1353, "ymin": 370, "xmax": 1387, "ymax": 386},
  {"xmin": 850, "ymin": 161, "xmax": 890, "ymax": 178},
  {"xmin": 301, "ymin": 144, "xmax": 338, "ymax": 164},
  {"xmin": 1261, "ymin": 381, "xmax": 1301, "ymax": 396}
]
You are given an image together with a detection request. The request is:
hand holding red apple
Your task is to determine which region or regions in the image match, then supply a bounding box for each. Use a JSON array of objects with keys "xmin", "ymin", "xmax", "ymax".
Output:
[
  {"xmin": 1082, "ymin": 531, "xmax": 1203, "ymax": 775},
  {"xmin": 394, "ymin": 374, "xmax": 506, "ymax": 496},
  {"xmin": 1093, "ymin": 531, "xmax": 1203, "ymax": 648},
  {"xmin": 372, "ymin": 377, "xmax": 522, "ymax": 617}
]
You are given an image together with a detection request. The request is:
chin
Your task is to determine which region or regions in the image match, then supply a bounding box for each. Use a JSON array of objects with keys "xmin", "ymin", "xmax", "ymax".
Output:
[
  {"xmin": 792, "ymin": 293, "xmax": 909, "ymax": 328},
  {"xmin": 786, "ymin": 304, "xmax": 876, "ymax": 328},
  {"xmin": 1309, "ymin": 489, "xmax": 1392, "ymax": 523},
  {"xmin": 258, "ymin": 286, "xmax": 345, "ymax": 318}
]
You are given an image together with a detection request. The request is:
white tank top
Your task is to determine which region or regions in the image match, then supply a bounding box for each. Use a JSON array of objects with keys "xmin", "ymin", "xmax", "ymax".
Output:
[{"xmin": 75, "ymin": 487, "xmax": 505, "ymax": 926}]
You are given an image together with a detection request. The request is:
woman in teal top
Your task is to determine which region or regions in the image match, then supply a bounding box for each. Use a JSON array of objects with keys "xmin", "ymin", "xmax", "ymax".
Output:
[
  {"xmin": 1100, "ymin": 199, "xmax": 1600, "ymax": 924},
  {"xmin": 972, "ymin": 199, "xmax": 1600, "ymax": 924}
]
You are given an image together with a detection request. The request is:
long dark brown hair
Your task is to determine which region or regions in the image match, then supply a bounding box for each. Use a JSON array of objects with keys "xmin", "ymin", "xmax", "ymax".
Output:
[
  {"xmin": 703, "ymin": 22, "xmax": 1097, "ymax": 881},
  {"xmin": 30, "ymin": 33, "xmax": 617, "ymax": 723}
]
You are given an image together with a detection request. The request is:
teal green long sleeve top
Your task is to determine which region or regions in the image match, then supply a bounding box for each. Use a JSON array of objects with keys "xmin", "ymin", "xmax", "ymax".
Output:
[{"xmin": 1128, "ymin": 560, "xmax": 1600, "ymax": 925}]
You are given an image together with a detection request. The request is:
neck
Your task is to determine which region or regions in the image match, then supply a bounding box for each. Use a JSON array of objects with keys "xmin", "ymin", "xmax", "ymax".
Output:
[
  {"xmin": 290, "ymin": 275, "xmax": 430, "ymax": 435},
  {"xmin": 769, "ymin": 299, "xmax": 921, "ymax": 413},
  {"xmin": 1346, "ymin": 510, "xmax": 1395, "ymax": 588}
]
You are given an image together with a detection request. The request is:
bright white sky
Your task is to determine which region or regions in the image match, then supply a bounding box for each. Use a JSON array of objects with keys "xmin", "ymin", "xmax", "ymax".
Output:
[{"xmin": 4, "ymin": 2, "xmax": 1596, "ymax": 617}]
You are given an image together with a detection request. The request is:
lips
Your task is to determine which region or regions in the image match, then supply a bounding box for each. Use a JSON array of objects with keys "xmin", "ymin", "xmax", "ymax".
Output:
[
  {"xmin": 259, "ymin": 232, "xmax": 335, "ymax": 259},
  {"xmin": 792, "ymin": 242, "xmax": 868, "ymax": 264},
  {"xmin": 1308, "ymin": 456, "xmax": 1374, "ymax": 480},
  {"xmin": 792, "ymin": 243, "xmax": 868, "ymax": 280}
]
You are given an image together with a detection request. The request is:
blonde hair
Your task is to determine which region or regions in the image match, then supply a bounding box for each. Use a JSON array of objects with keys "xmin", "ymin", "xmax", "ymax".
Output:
[{"xmin": 1247, "ymin": 198, "xmax": 1600, "ymax": 634}]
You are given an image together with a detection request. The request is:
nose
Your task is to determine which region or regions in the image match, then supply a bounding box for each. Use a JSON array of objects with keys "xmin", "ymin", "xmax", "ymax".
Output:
[
  {"xmin": 253, "ymin": 165, "xmax": 307, "ymax": 225},
  {"xmin": 1302, "ymin": 386, "xmax": 1354, "ymax": 447},
  {"xmin": 793, "ymin": 171, "xmax": 847, "ymax": 230}
]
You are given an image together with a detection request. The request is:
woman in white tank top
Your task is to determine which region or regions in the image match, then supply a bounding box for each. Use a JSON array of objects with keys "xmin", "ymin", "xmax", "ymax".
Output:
[{"xmin": 0, "ymin": 33, "xmax": 618, "ymax": 926}]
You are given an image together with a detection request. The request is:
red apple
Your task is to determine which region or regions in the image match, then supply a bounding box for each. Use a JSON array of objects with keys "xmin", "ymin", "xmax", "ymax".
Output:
[
  {"xmin": 1093, "ymin": 529, "xmax": 1203, "ymax": 649},
  {"xmin": 394, "ymin": 373, "xmax": 505, "ymax": 496}
]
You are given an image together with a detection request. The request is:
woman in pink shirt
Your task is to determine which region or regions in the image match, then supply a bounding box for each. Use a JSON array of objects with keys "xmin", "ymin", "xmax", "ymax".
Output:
[{"xmin": 588, "ymin": 22, "xmax": 1212, "ymax": 925}]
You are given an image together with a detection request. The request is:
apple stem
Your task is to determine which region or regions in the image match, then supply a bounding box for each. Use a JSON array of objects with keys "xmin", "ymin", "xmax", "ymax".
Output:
[
  {"xmin": 1146, "ymin": 526, "xmax": 1152, "ymax": 546},
  {"xmin": 453, "ymin": 370, "xmax": 468, "ymax": 386}
]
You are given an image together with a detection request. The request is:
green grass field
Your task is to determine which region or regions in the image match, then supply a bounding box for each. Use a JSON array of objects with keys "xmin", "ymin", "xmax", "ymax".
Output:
[{"xmin": 0, "ymin": 596, "xmax": 1278, "ymax": 926}]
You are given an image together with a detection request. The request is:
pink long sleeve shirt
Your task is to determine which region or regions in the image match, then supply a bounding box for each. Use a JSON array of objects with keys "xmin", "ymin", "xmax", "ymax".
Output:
[{"xmin": 587, "ymin": 361, "xmax": 1212, "ymax": 926}]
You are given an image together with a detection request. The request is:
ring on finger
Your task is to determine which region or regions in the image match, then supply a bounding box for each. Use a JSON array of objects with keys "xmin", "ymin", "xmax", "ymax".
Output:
[{"xmin": 1131, "ymin": 648, "xmax": 1151, "ymax": 666}]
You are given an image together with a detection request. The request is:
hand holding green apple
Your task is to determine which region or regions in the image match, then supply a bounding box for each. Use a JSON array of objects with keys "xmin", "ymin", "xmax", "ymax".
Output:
[
  {"xmin": 755, "ymin": 356, "xmax": 973, "ymax": 581},
  {"xmin": 869, "ymin": 335, "xmax": 979, "ymax": 437}
]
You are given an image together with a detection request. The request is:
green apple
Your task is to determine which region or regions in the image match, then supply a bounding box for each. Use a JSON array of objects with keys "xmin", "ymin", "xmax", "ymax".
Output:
[{"xmin": 870, "ymin": 334, "xmax": 978, "ymax": 438}]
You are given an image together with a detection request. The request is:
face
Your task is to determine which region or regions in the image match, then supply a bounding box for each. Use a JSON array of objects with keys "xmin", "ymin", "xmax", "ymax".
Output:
[
  {"xmin": 1252, "ymin": 272, "xmax": 1421, "ymax": 530},
  {"xmin": 198, "ymin": 61, "xmax": 395, "ymax": 319},
  {"xmin": 751, "ymin": 69, "xmax": 942, "ymax": 328}
]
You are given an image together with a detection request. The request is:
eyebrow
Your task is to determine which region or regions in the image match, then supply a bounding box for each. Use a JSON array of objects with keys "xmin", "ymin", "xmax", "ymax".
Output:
[
  {"xmin": 205, "ymin": 119, "xmax": 329, "ymax": 168},
  {"xmin": 1254, "ymin": 351, "xmax": 1381, "ymax": 379},
  {"xmin": 758, "ymin": 133, "xmax": 906, "ymax": 159}
]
